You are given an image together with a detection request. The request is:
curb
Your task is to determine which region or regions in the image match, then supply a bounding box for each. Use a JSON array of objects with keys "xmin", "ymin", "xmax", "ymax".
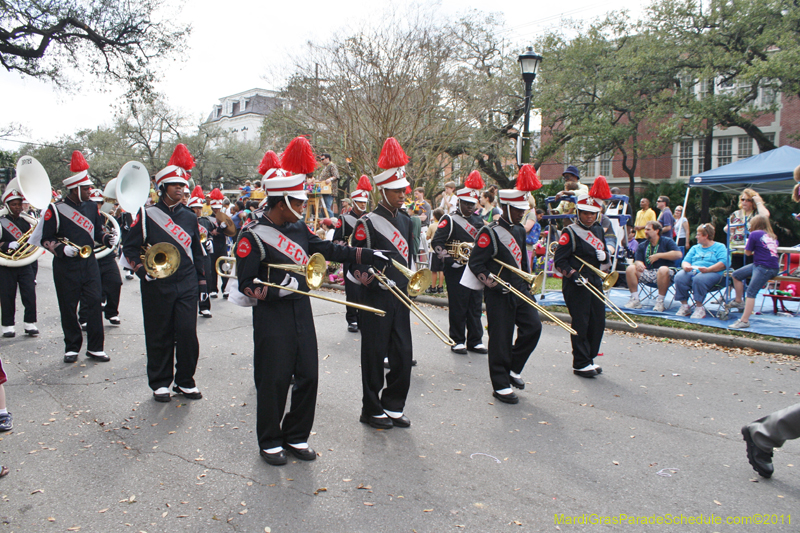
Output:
[{"xmin": 321, "ymin": 283, "xmax": 800, "ymax": 357}]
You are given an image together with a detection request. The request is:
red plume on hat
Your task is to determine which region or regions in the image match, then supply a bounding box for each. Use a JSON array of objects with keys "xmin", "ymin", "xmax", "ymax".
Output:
[
  {"xmin": 356, "ymin": 175, "xmax": 373, "ymax": 192},
  {"xmin": 70, "ymin": 151, "xmax": 90, "ymax": 172},
  {"xmin": 190, "ymin": 185, "xmax": 204, "ymax": 199},
  {"xmin": 257, "ymin": 150, "xmax": 281, "ymax": 176},
  {"xmin": 210, "ymin": 188, "xmax": 224, "ymax": 201},
  {"xmin": 280, "ymin": 137, "xmax": 316, "ymax": 175},
  {"xmin": 168, "ymin": 143, "xmax": 195, "ymax": 171},
  {"xmin": 465, "ymin": 170, "xmax": 484, "ymax": 190},
  {"xmin": 516, "ymin": 164, "xmax": 542, "ymax": 191},
  {"xmin": 589, "ymin": 175, "xmax": 612, "ymax": 200},
  {"xmin": 377, "ymin": 137, "xmax": 409, "ymax": 170}
]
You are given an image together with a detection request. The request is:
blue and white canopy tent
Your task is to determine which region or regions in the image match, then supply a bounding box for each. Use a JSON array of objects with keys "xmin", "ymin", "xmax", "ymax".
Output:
[{"xmin": 688, "ymin": 145, "xmax": 800, "ymax": 195}]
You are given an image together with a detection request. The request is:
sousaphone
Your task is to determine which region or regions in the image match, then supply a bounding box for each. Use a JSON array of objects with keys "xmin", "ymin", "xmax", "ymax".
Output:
[
  {"xmin": 0, "ymin": 157, "xmax": 50, "ymax": 267},
  {"xmin": 116, "ymin": 161, "xmax": 151, "ymax": 214}
]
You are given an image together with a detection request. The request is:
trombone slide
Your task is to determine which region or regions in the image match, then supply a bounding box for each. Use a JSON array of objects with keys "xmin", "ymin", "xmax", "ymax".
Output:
[
  {"xmin": 253, "ymin": 278, "xmax": 386, "ymax": 316},
  {"xmin": 489, "ymin": 274, "xmax": 578, "ymax": 336}
]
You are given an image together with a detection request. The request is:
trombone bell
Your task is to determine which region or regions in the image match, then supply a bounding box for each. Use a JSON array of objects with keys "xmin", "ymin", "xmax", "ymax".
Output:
[
  {"xmin": 390, "ymin": 259, "xmax": 432, "ymax": 297},
  {"xmin": 267, "ymin": 253, "xmax": 327, "ymax": 290},
  {"xmin": 142, "ymin": 242, "xmax": 181, "ymax": 278}
]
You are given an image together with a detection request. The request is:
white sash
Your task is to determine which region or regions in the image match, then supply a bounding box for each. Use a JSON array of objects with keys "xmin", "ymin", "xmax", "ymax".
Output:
[
  {"xmin": 366, "ymin": 213, "xmax": 409, "ymax": 263},
  {"xmin": 494, "ymin": 226, "xmax": 523, "ymax": 268},
  {"xmin": 56, "ymin": 203, "xmax": 94, "ymax": 239},
  {"xmin": 0, "ymin": 217, "xmax": 24, "ymax": 240},
  {"xmin": 147, "ymin": 207, "xmax": 193, "ymax": 263},
  {"xmin": 450, "ymin": 214, "xmax": 478, "ymax": 239},
  {"xmin": 342, "ymin": 214, "xmax": 357, "ymax": 228},
  {"xmin": 249, "ymin": 224, "xmax": 308, "ymax": 265},
  {"xmin": 569, "ymin": 225, "xmax": 605, "ymax": 251}
]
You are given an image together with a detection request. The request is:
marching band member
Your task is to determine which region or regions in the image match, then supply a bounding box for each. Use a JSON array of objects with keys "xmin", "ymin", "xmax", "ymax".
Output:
[
  {"xmin": 38, "ymin": 151, "xmax": 115, "ymax": 362},
  {"xmin": 188, "ymin": 186, "xmax": 214, "ymax": 318},
  {"xmin": 431, "ymin": 170, "xmax": 486, "ymax": 355},
  {"xmin": 332, "ymin": 175, "xmax": 372, "ymax": 333},
  {"xmin": 350, "ymin": 137, "xmax": 416, "ymax": 429},
  {"xmin": 122, "ymin": 144, "xmax": 207, "ymax": 402},
  {"xmin": 235, "ymin": 139, "xmax": 389, "ymax": 466},
  {"xmin": 78, "ymin": 189, "xmax": 123, "ymax": 327},
  {"xmin": 0, "ymin": 186, "xmax": 38, "ymax": 337},
  {"xmin": 207, "ymin": 188, "xmax": 235, "ymax": 298},
  {"xmin": 553, "ymin": 178, "xmax": 612, "ymax": 378},
  {"xmin": 464, "ymin": 165, "xmax": 542, "ymax": 404}
]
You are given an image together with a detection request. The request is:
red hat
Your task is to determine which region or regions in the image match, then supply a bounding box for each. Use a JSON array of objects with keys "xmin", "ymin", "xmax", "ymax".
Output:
[
  {"xmin": 267, "ymin": 137, "xmax": 313, "ymax": 201},
  {"xmin": 187, "ymin": 185, "xmax": 205, "ymax": 209},
  {"xmin": 457, "ymin": 170, "xmax": 485, "ymax": 203},
  {"xmin": 257, "ymin": 150, "xmax": 283, "ymax": 179},
  {"xmin": 575, "ymin": 194, "xmax": 602, "ymax": 213},
  {"xmin": 88, "ymin": 188, "xmax": 104, "ymax": 202},
  {"xmin": 209, "ymin": 188, "xmax": 225, "ymax": 208},
  {"xmin": 589, "ymin": 175, "xmax": 612, "ymax": 200},
  {"xmin": 155, "ymin": 144, "xmax": 194, "ymax": 188},
  {"xmin": 498, "ymin": 165, "xmax": 540, "ymax": 209},
  {"xmin": 373, "ymin": 137, "xmax": 410, "ymax": 190},
  {"xmin": 63, "ymin": 151, "xmax": 93, "ymax": 189},
  {"xmin": 351, "ymin": 175, "xmax": 373, "ymax": 203}
]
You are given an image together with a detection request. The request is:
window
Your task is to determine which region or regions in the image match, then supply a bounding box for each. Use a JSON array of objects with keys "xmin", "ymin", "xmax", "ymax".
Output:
[
  {"xmin": 697, "ymin": 139, "xmax": 706, "ymax": 172},
  {"xmin": 761, "ymin": 87, "xmax": 777, "ymax": 106},
  {"xmin": 737, "ymin": 136, "xmax": 752, "ymax": 159},
  {"xmin": 679, "ymin": 140, "xmax": 693, "ymax": 176},
  {"xmin": 584, "ymin": 159, "xmax": 596, "ymax": 178},
  {"xmin": 717, "ymin": 138, "xmax": 733, "ymax": 166},
  {"xmin": 599, "ymin": 152, "xmax": 612, "ymax": 176},
  {"xmin": 231, "ymin": 102, "xmax": 240, "ymax": 115},
  {"xmin": 699, "ymin": 79, "xmax": 711, "ymax": 99}
]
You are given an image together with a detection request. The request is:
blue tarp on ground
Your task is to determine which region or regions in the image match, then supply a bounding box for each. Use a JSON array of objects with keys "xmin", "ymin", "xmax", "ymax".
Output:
[
  {"xmin": 538, "ymin": 287, "xmax": 799, "ymax": 340},
  {"xmin": 689, "ymin": 145, "xmax": 800, "ymax": 195}
]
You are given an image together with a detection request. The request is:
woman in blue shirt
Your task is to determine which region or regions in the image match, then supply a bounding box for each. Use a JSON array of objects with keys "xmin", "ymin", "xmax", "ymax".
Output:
[{"xmin": 674, "ymin": 223, "xmax": 729, "ymax": 319}]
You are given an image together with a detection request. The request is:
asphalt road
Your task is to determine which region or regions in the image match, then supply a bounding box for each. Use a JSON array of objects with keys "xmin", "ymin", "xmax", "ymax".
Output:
[{"xmin": 0, "ymin": 255, "xmax": 798, "ymax": 532}]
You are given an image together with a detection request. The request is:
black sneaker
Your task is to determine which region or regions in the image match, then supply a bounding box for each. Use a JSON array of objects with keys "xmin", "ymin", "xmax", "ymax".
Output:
[
  {"xmin": 437, "ymin": 286, "xmax": 444, "ymax": 294},
  {"xmin": 742, "ymin": 425, "xmax": 774, "ymax": 478}
]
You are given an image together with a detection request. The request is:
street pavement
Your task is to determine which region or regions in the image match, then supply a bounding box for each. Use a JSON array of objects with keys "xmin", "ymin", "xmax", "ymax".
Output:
[{"xmin": 0, "ymin": 255, "xmax": 798, "ymax": 532}]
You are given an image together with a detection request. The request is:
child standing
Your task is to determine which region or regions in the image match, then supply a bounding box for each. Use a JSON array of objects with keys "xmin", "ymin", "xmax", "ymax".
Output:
[{"xmin": 729, "ymin": 215, "xmax": 780, "ymax": 329}]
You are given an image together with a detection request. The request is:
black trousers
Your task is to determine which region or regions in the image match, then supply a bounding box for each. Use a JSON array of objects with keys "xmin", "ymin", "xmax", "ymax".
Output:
[
  {"xmin": 209, "ymin": 248, "xmax": 229, "ymax": 294},
  {"xmin": 343, "ymin": 263, "xmax": 361, "ymax": 326},
  {"xmin": 563, "ymin": 277, "xmax": 605, "ymax": 369},
  {"xmin": 253, "ymin": 298, "xmax": 318, "ymax": 450},
  {"xmin": 141, "ymin": 274, "xmax": 199, "ymax": 391},
  {"xmin": 79, "ymin": 256, "xmax": 122, "ymax": 323},
  {"xmin": 53, "ymin": 256, "xmax": 104, "ymax": 353},
  {"xmin": 484, "ymin": 287, "xmax": 542, "ymax": 391},
  {"xmin": 360, "ymin": 289, "xmax": 413, "ymax": 416},
  {"xmin": 443, "ymin": 265, "xmax": 483, "ymax": 347},
  {"xmin": 199, "ymin": 255, "xmax": 212, "ymax": 312},
  {"xmin": 0, "ymin": 264, "xmax": 36, "ymax": 326}
]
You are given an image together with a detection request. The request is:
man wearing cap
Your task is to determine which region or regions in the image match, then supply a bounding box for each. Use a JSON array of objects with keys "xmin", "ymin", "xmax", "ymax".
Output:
[
  {"xmin": 464, "ymin": 165, "xmax": 542, "ymax": 404},
  {"xmin": 207, "ymin": 188, "xmax": 236, "ymax": 298},
  {"xmin": 349, "ymin": 138, "xmax": 417, "ymax": 429},
  {"xmin": 332, "ymin": 175, "xmax": 372, "ymax": 333},
  {"xmin": 236, "ymin": 140, "xmax": 390, "ymax": 466},
  {"xmin": 122, "ymin": 144, "xmax": 207, "ymax": 402},
  {"xmin": 188, "ymin": 186, "xmax": 215, "ymax": 318},
  {"xmin": 78, "ymin": 189, "xmax": 123, "ymax": 327},
  {"xmin": 561, "ymin": 165, "xmax": 589, "ymax": 194},
  {"xmin": 431, "ymin": 171, "xmax": 487, "ymax": 356},
  {"xmin": 554, "ymin": 192, "xmax": 611, "ymax": 378},
  {"xmin": 0, "ymin": 186, "xmax": 38, "ymax": 338},
  {"xmin": 38, "ymin": 151, "xmax": 115, "ymax": 362}
]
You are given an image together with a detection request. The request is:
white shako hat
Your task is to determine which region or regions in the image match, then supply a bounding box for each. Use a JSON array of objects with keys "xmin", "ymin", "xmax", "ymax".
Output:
[
  {"xmin": 88, "ymin": 188, "xmax": 104, "ymax": 203},
  {"xmin": 256, "ymin": 150, "xmax": 285, "ymax": 208},
  {"xmin": 63, "ymin": 151, "xmax": 94, "ymax": 189},
  {"xmin": 187, "ymin": 186, "xmax": 205, "ymax": 209},
  {"xmin": 574, "ymin": 194, "xmax": 602, "ymax": 213},
  {"xmin": 456, "ymin": 170, "xmax": 484, "ymax": 204},
  {"xmin": 498, "ymin": 164, "xmax": 541, "ymax": 210},
  {"xmin": 373, "ymin": 137, "xmax": 410, "ymax": 190},
  {"xmin": 576, "ymin": 174, "xmax": 612, "ymax": 213},
  {"xmin": 154, "ymin": 144, "xmax": 194, "ymax": 189},
  {"xmin": 351, "ymin": 175, "xmax": 373, "ymax": 204},
  {"xmin": 2, "ymin": 186, "xmax": 23, "ymax": 205},
  {"xmin": 270, "ymin": 136, "xmax": 316, "ymax": 201}
]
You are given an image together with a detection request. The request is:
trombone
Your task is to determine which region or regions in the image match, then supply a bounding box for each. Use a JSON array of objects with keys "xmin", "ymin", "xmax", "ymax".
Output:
[
  {"xmin": 575, "ymin": 257, "xmax": 638, "ymax": 328},
  {"xmin": 369, "ymin": 261, "xmax": 455, "ymax": 346},
  {"xmin": 490, "ymin": 261, "xmax": 578, "ymax": 335},
  {"xmin": 59, "ymin": 238, "xmax": 92, "ymax": 258},
  {"xmin": 216, "ymin": 254, "xmax": 386, "ymax": 317},
  {"xmin": 141, "ymin": 242, "xmax": 181, "ymax": 278}
]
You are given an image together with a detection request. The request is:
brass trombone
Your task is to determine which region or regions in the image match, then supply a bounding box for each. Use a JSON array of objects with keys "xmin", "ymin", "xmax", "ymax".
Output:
[
  {"xmin": 141, "ymin": 242, "xmax": 181, "ymax": 278},
  {"xmin": 59, "ymin": 238, "xmax": 92, "ymax": 259},
  {"xmin": 216, "ymin": 254, "xmax": 386, "ymax": 317},
  {"xmin": 446, "ymin": 242, "xmax": 547, "ymax": 297},
  {"xmin": 575, "ymin": 257, "xmax": 638, "ymax": 328},
  {"xmin": 368, "ymin": 261, "xmax": 455, "ymax": 346}
]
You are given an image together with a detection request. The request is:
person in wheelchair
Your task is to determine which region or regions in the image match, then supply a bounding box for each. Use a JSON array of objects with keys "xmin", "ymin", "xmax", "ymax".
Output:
[{"xmin": 624, "ymin": 221, "xmax": 682, "ymax": 312}]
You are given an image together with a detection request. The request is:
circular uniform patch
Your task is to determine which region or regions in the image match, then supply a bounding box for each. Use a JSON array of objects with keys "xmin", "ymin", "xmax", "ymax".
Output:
[
  {"xmin": 354, "ymin": 225, "xmax": 367, "ymax": 241},
  {"xmin": 44, "ymin": 209, "xmax": 52, "ymax": 221},
  {"xmin": 236, "ymin": 239, "xmax": 252, "ymax": 258},
  {"xmin": 559, "ymin": 232, "xmax": 570, "ymax": 246},
  {"xmin": 335, "ymin": 218, "xmax": 342, "ymax": 229},
  {"xmin": 438, "ymin": 218, "xmax": 448, "ymax": 229},
  {"xmin": 476, "ymin": 233, "xmax": 491, "ymax": 248}
]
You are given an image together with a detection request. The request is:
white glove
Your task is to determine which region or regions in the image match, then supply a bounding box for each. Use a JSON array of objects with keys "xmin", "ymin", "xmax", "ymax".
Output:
[
  {"xmin": 596, "ymin": 249, "xmax": 606, "ymax": 262},
  {"xmin": 278, "ymin": 273, "xmax": 299, "ymax": 297},
  {"xmin": 7, "ymin": 241, "xmax": 20, "ymax": 250},
  {"xmin": 374, "ymin": 251, "xmax": 389, "ymax": 261},
  {"xmin": 110, "ymin": 234, "xmax": 120, "ymax": 247},
  {"xmin": 145, "ymin": 274, "xmax": 156, "ymax": 282},
  {"xmin": 220, "ymin": 223, "xmax": 227, "ymax": 229},
  {"xmin": 205, "ymin": 240, "xmax": 214, "ymax": 254},
  {"xmin": 64, "ymin": 245, "xmax": 79, "ymax": 258},
  {"xmin": 451, "ymin": 262, "xmax": 464, "ymax": 269}
]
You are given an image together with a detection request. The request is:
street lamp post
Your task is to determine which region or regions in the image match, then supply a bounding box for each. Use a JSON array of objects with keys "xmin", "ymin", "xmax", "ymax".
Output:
[{"xmin": 518, "ymin": 47, "xmax": 543, "ymax": 166}]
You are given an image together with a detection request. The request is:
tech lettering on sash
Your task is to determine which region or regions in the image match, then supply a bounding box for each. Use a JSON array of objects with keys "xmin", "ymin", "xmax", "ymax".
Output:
[
  {"xmin": 146, "ymin": 208, "xmax": 193, "ymax": 262},
  {"xmin": 450, "ymin": 214, "xmax": 478, "ymax": 239},
  {"xmin": 493, "ymin": 226, "xmax": 522, "ymax": 268},
  {"xmin": 248, "ymin": 225, "xmax": 308, "ymax": 265},
  {"xmin": 569, "ymin": 225, "xmax": 605, "ymax": 250},
  {"xmin": 56, "ymin": 203, "xmax": 94, "ymax": 238},
  {"xmin": 366, "ymin": 214, "xmax": 409, "ymax": 263},
  {"xmin": 0, "ymin": 218, "xmax": 24, "ymax": 240}
]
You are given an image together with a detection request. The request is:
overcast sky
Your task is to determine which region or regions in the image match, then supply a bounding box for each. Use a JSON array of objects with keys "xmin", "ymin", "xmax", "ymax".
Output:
[{"xmin": 0, "ymin": 0, "xmax": 647, "ymax": 152}]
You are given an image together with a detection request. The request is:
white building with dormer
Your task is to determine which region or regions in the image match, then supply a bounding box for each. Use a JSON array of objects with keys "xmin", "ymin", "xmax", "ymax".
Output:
[{"xmin": 204, "ymin": 88, "xmax": 283, "ymax": 142}]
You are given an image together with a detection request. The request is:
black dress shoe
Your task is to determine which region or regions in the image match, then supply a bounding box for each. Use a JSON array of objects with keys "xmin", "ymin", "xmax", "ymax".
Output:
[
  {"xmin": 2, "ymin": 331, "xmax": 14, "ymax": 338},
  {"xmin": 742, "ymin": 425, "xmax": 774, "ymax": 478},
  {"xmin": 573, "ymin": 368, "xmax": 598, "ymax": 378},
  {"xmin": 593, "ymin": 366, "xmax": 603, "ymax": 374},
  {"xmin": 510, "ymin": 376, "xmax": 525, "ymax": 389},
  {"xmin": 492, "ymin": 391, "xmax": 519, "ymax": 404},
  {"xmin": 64, "ymin": 352, "xmax": 79, "ymax": 363},
  {"xmin": 172, "ymin": 385, "xmax": 203, "ymax": 400},
  {"xmin": 24, "ymin": 328, "xmax": 39, "ymax": 336},
  {"xmin": 359, "ymin": 414, "xmax": 393, "ymax": 429},
  {"xmin": 86, "ymin": 351, "xmax": 110, "ymax": 362},
  {"xmin": 411, "ymin": 359, "xmax": 417, "ymax": 367},
  {"xmin": 260, "ymin": 449, "xmax": 288, "ymax": 466},
  {"xmin": 285, "ymin": 444, "xmax": 317, "ymax": 461},
  {"xmin": 347, "ymin": 323, "xmax": 359, "ymax": 333},
  {"xmin": 153, "ymin": 391, "xmax": 171, "ymax": 402},
  {"xmin": 451, "ymin": 344, "xmax": 467, "ymax": 355},
  {"xmin": 387, "ymin": 414, "xmax": 411, "ymax": 428},
  {"xmin": 468, "ymin": 345, "xmax": 488, "ymax": 354}
]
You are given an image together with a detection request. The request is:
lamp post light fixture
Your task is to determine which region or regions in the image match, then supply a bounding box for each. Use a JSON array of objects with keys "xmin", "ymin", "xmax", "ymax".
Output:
[{"xmin": 518, "ymin": 47, "xmax": 543, "ymax": 166}]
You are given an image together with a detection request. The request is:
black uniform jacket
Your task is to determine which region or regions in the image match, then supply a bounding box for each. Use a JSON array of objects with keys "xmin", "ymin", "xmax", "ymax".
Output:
[
  {"xmin": 467, "ymin": 217, "xmax": 530, "ymax": 292},
  {"xmin": 40, "ymin": 197, "xmax": 112, "ymax": 258},
  {"xmin": 553, "ymin": 222, "xmax": 610, "ymax": 285},
  {"xmin": 0, "ymin": 214, "xmax": 32, "ymax": 253},
  {"xmin": 430, "ymin": 211, "xmax": 484, "ymax": 268},
  {"xmin": 349, "ymin": 204, "xmax": 413, "ymax": 293}
]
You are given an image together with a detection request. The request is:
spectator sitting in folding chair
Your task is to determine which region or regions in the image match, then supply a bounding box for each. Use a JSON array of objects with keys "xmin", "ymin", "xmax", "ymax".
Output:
[
  {"xmin": 624, "ymin": 221, "xmax": 683, "ymax": 312},
  {"xmin": 674, "ymin": 223, "xmax": 729, "ymax": 319}
]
